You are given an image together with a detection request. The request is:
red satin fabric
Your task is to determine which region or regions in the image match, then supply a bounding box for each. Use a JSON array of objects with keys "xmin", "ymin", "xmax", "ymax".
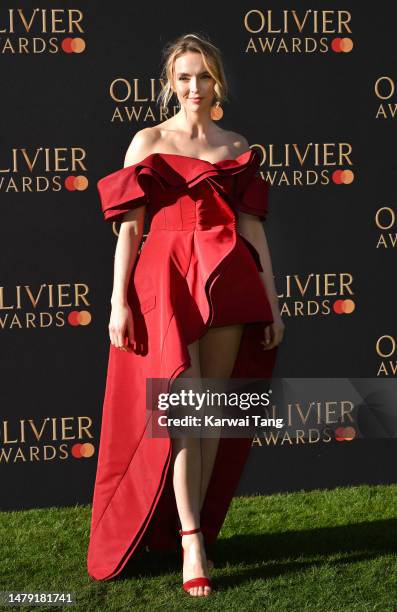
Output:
[{"xmin": 87, "ymin": 149, "xmax": 278, "ymax": 581}]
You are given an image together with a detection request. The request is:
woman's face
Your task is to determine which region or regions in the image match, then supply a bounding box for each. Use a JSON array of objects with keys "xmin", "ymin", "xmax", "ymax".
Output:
[{"xmin": 172, "ymin": 51, "xmax": 216, "ymax": 114}]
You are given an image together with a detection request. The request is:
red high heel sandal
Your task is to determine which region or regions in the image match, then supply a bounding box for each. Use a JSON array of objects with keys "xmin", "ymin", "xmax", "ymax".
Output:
[{"xmin": 179, "ymin": 527, "xmax": 213, "ymax": 594}]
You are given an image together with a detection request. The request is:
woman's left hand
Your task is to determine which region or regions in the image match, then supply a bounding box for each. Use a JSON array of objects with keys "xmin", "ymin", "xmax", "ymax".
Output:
[{"xmin": 261, "ymin": 310, "xmax": 285, "ymax": 350}]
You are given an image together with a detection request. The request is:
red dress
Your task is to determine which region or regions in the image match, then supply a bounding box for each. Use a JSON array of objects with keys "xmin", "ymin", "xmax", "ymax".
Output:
[{"xmin": 87, "ymin": 148, "xmax": 278, "ymax": 581}]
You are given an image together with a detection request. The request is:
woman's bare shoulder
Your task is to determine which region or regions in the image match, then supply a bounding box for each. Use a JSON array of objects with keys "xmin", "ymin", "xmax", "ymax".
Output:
[
  {"xmin": 123, "ymin": 127, "xmax": 162, "ymax": 167},
  {"xmin": 224, "ymin": 129, "xmax": 251, "ymax": 156}
]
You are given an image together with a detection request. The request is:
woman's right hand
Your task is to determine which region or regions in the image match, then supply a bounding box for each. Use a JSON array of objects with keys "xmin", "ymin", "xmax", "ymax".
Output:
[{"xmin": 109, "ymin": 302, "xmax": 135, "ymax": 352}]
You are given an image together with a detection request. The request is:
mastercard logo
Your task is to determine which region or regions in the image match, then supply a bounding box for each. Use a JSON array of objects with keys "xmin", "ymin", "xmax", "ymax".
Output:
[
  {"xmin": 71, "ymin": 442, "xmax": 95, "ymax": 458},
  {"xmin": 67, "ymin": 311, "xmax": 92, "ymax": 326},
  {"xmin": 61, "ymin": 38, "xmax": 86, "ymax": 53},
  {"xmin": 332, "ymin": 170, "xmax": 354, "ymax": 184},
  {"xmin": 333, "ymin": 300, "xmax": 355, "ymax": 314},
  {"xmin": 334, "ymin": 426, "xmax": 356, "ymax": 441},
  {"xmin": 65, "ymin": 176, "xmax": 89, "ymax": 191},
  {"xmin": 331, "ymin": 38, "xmax": 353, "ymax": 53}
]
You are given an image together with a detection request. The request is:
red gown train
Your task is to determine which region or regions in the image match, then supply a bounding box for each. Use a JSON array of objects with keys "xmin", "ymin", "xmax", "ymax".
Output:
[{"xmin": 87, "ymin": 148, "xmax": 278, "ymax": 581}]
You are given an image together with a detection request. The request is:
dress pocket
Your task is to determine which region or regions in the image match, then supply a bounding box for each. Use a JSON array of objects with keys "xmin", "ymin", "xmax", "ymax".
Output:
[
  {"xmin": 238, "ymin": 233, "xmax": 264, "ymax": 272},
  {"xmin": 139, "ymin": 294, "xmax": 156, "ymax": 314}
]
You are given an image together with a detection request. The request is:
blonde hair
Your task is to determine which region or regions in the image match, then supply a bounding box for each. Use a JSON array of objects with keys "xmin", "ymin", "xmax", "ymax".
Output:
[{"xmin": 157, "ymin": 33, "xmax": 229, "ymax": 110}]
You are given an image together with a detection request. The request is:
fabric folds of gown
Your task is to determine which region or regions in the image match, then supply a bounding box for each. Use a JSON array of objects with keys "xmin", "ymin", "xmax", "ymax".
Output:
[{"xmin": 87, "ymin": 149, "xmax": 278, "ymax": 581}]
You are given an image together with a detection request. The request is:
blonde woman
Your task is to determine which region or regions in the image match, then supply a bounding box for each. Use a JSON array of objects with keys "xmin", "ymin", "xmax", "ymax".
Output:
[{"xmin": 87, "ymin": 32, "xmax": 284, "ymax": 597}]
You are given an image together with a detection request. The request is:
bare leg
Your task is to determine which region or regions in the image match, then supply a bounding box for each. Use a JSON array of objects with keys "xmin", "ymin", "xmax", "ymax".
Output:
[
  {"xmin": 171, "ymin": 324, "xmax": 244, "ymax": 597},
  {"xmin": 199, "ymin": 324, "xmax": 244, "ymax": 508},
  {"xmin": 171, "ymin": 339, "xmax": 210, "ymax": 597},
  {"xmin": 171, "ymin": 339, "xmax": 202, "ymax": 533}
]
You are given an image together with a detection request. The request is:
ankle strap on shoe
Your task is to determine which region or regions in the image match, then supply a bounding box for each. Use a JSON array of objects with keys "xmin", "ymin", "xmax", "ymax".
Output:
[{"xmin": 179, "ymin": 527, "xmax": 201, "ymax": 535}]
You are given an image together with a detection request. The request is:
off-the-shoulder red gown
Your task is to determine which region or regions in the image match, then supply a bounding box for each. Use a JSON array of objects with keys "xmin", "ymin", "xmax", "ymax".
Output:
[{"xmin": 87, "ymin": 148, "xmax": 278, "ymax": 581}]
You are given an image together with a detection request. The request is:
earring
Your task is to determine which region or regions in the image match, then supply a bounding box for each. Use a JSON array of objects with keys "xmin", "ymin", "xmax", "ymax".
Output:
[{"xmin": 210, "ymin": 101, "xmax": 223, "ymax": 121}]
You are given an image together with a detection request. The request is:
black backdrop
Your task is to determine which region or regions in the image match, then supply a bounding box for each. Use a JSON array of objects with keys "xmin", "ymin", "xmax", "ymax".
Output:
[{"xmin": 1, "ymin": 1, "xmax": 396, "ymax": 510}]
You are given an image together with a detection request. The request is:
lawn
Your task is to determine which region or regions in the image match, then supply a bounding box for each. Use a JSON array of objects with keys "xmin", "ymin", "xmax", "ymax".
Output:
[{"xmin": 1, "ymin": 484, "xmax": 396, "ymax": 611}]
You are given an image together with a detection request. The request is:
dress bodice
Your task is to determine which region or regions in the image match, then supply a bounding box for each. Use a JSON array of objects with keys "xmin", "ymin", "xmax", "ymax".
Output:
[{"xmin": 96, "ymin": 149, "xmax": 270, "ymax": 226}]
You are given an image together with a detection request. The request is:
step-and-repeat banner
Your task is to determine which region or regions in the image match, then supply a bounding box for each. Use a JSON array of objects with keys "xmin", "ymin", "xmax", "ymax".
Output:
[{"xmin": 1, "ymin": 2, "xmax": 396, "ymax": 510}]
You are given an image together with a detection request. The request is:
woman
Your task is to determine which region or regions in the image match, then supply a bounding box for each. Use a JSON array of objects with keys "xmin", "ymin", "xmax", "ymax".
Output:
[{"xmin": 87, "ymin": 33, "xmax": 284, "ymax": 597}]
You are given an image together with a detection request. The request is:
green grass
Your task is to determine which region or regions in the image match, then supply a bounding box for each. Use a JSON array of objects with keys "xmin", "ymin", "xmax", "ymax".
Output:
[{"xmin": 1, "ymin": 485, "xmax": 397, "ymax": 611}]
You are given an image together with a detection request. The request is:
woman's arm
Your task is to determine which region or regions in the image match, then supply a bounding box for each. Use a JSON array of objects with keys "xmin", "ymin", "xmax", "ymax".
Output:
[
  {"xmin": 238, "ymin": 212, "xmax": 285, "ymax": 349},
  {"xmin": 238, "ymin": 213, "xmax": 279, "ymax": 309},
  {"xmin": 110, "ymin": 208, "xmax": 145, "ymax": 306},
  {"xmin": 229, "ymin": 134, "xmax": 280, "ymax": 313},
  {"xmin": 109, "ymin": 129, "xmax": 156, "ymax": 349},
  {"xmin": 110, "ymin": 130, "xmax": 152, "ymax": 305}
]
